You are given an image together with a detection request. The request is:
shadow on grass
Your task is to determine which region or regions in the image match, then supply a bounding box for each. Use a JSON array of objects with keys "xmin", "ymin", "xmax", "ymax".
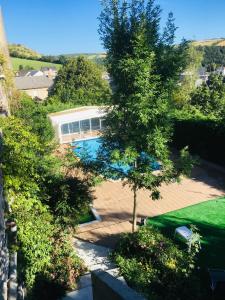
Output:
[{"xmin": 148, "ymin": 214, "xmax": 225, "ymax": 269}]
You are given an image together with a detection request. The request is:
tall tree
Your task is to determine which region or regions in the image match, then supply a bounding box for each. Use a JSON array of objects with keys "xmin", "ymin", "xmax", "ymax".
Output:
[
  {"xmin": 98, "ymin": 0, "xmax": 192, "ymax": 231},
  {"xmin": 51, "ymin": 56, "xmax": 111, "ymax": 105},
  {"xmin": 173, "ymin": 44, "xmax": 203, "ymax": 107}
]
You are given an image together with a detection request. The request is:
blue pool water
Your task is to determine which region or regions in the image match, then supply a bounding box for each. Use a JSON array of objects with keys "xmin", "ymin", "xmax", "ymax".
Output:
[
  {"xmin": 72, "ymin": 137, "xmax": 160, "ymax": 176},
  {"xmin": 73, "ymin": 138, "xmax": 102, "ymax": 160}
]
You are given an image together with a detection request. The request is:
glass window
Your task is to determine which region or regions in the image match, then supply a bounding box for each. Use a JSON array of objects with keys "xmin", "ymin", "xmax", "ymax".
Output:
[
  {"xmin": 100, "ymin": 119, "xmax": 106, "ymax": 129},
  {"xmin": 80, "ymin": 119, "xmax": 90, "ymax": 132},
  {"xmin": 91, "ymin": 118, "xmax": 100, "ymax": 131},
  {"xmin": 61, "ymin": 123, "xmax": 69, "ymax": 135},
  {"xmin": 69, "ymin": 121, "xmax": 80, "ymax": 133}
]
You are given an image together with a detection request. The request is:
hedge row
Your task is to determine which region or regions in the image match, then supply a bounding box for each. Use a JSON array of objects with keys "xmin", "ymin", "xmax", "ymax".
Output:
[{"xmin": 173, "ymin": 119, "xmax": 225, "ymax": 167}]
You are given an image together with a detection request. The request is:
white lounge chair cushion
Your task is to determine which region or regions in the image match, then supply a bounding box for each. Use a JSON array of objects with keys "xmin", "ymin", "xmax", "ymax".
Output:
[{"xmin": 175, "ymin": 226, "xmax": 193, "ymax": 241}]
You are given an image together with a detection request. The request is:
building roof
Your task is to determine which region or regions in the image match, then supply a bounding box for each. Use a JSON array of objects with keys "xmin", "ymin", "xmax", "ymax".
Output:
[
  {"xmin": 29, "ymin": 70, "xmax": 44, "ymax": 76},
  {"xmin": 49, "ymin": 106, "xmax": 108, "ymax": 125},
  {"xmin": 14, "ymin": 76, "xmax": 54, "ymax": 90},
  {"xmin": 16, "ymin": 70, "xmax": 31, "ymax": 77},
  {"xmin": 41, "ymin": 66, "xmax": 57, "ymax": 71}
]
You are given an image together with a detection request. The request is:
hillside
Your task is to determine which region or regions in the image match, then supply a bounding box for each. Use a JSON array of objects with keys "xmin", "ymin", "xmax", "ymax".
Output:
[
  {"xmin": 11, "ymin": 57, "xmax": 61, "ymax": 71},
  {"xmin": 9, "ymin": 44, "xmax": 42, "ymax": 60},
  {"xmin": 192, "ymin": 38, "xmax": 225, "ymax": 47}
]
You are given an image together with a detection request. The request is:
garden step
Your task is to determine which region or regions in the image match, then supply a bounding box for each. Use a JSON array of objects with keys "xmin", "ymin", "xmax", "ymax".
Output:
[
  {"xmin": 78, "ymin": 273, "xmax": 92, "ymax": 289},
  {"xmin": 63, "ymin": 286, "xmax": 93, "ymax": 300}
]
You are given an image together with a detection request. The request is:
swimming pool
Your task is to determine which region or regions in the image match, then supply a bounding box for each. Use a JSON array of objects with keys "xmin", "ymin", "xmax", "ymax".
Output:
[{"xmin": 72, "ymin": 137, "xmax": 160, "ymax": 176}]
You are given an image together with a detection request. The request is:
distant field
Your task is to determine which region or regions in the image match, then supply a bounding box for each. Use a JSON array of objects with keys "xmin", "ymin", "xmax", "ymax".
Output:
[
  {"xmin": 10, "ymin": 57, "xmax": 61, "ymax": 71},
  {"xmin": 192, "ymin": 38, "xmax": 225, "ymax": 47}
]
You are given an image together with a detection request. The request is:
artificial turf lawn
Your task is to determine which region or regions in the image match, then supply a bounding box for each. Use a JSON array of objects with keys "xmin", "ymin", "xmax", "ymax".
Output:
[{"xmin": 147, "ymin": 197, "xmax": 225, "ymax": 269}]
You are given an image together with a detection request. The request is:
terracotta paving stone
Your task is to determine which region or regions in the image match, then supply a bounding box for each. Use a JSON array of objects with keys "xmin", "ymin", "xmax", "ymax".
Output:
[{"xmin": 76, "ymin": 164, "xmax": 225, "ymax": 248}]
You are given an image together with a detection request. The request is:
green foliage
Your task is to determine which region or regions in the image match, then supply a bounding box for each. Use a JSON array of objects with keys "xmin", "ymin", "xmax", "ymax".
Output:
[
  {"xmin": 113, "ymin": 226, "xmax": 201, "ymax": 300},
  {"xmin": 45, "ymin": 176, "xmax": 93, "ymax": 227},
  {"xmin": 0, "ymin": 111, "xmax": 87, "ymax": 294},
  {"xmin": 0, "ymin": 116, "xmax": 52, "ymax": 194},
  {"xmin": 51, "ymin": 56, "xmax": 111, "ymax": 105},
  {"xmin": 47, "ymin": 229, "xmax": 86, "ymax": 289},
  {"xmin": 173, "ymin": 45, "xmax": 203, "ymax": 107},
  {"xmin": 190, "ymin": 74, "xmax": 225, "ymax": 118},
  {"xmin": 198, "ymin": 45, "xmax": 225, "ymax": 67},
  {"xmin": 97, "ymin": 0, "xmax": 193, "ymax": 231},
  {"xmin": 173, "ymin": 117, "xmax": 225, "ymax": 167},
  {"xmin": 13, "ymin": 95, "xmax": 55, "ymax": 144},
  {"xmin": 10, "ymin": 193, "xmax": 54, "ymax": 288}
]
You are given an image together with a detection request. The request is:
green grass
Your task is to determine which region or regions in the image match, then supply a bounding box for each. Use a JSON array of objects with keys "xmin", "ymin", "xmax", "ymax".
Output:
[
  {"xmin": 147, "ymin": 198, "xmax": 225, "ymax": 269},
  {"xmin": 11, "ymin": 57, "xmax": 61, "ymax": 71},
  {"xmin": 78, "ymin": 210, "xmax": 95, "ymax": 224}
]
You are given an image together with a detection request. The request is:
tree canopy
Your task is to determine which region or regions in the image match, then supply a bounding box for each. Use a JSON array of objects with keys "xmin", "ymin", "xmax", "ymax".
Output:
[
  {"xmin": 173, "ymin": 45, "xmax": 203, "ymax": 107},
  {"xmin": 51, "ymin": 56, "xmax": 111, "ymax": 105},
  {"xmin": 95, "ymin": 0, "xmax": 193, "ymax": 231},
  {"xmin": 190, "ymin": 74, "xmax": 225, "ymax": 118}
]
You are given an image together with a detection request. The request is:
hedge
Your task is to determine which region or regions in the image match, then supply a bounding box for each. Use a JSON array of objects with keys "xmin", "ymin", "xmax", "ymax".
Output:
[{"xmin": 173, "ymin": 119, "xmax": 225, "ymax": 167}]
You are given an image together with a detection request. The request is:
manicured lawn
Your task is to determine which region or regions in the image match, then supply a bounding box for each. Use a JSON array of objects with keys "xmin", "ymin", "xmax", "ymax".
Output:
[
  {"xmin": 11, "ymin": 57, "xmax": 61, "ymax": 71},
  {"xmin": 147, "ymin": 198, "xmax": 225, "ymax": 269}
]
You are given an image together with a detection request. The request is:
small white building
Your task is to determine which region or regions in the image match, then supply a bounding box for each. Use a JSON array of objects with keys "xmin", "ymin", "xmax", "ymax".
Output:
[{"xmin": 48, "ymin": 106, "xmax": 107, "ymax": 144}]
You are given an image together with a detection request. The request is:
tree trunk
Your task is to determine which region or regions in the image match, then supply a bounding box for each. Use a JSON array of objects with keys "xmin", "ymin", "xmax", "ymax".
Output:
[{"xmin": 132, "ymin": 184, "xmax": 138, "ymax": 232}]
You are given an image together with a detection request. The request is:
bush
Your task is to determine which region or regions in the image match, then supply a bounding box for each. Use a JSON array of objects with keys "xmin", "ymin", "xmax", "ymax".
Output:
[
  {"xmin": 29, "ymin": 275, "xmax": 66, "ymax": 300},
  {"xmin": 45, "ymin": 176, "xmax": 93, "ymax": 227},
  {"xmin": 10, "ymin": 193, "xmax": 54, "ymax": 288},
  {"xmin": 51, "ymin": 56, "xmax": 111, "ymax": 105},
  {"xmin": 0, "ymin": 115, "xmax": 88, "ymax": 296},
  {"xmin": 173, "ymin": 118, "xmax": 225, "ymax": 167},
  {"xmin": 113, "ymin": 226, "xmax": 201, "ymax": 300}
]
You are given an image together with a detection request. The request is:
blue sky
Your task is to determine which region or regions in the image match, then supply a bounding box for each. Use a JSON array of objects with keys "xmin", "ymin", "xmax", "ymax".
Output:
[{"xmin": 1, "ymin": 0, "xmax": 225, "ymax": 55}]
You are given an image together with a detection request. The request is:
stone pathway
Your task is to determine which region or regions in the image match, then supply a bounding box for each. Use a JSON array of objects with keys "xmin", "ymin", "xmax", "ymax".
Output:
[{"xmin": 63, "ymin": 239, "xmax": 121, "ymax": 300}]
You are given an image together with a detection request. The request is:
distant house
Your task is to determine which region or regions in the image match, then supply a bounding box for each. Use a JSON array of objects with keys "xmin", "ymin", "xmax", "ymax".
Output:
[
  {"xmin": 216, "ymin": 66, "xmax": 225, "ymax": 76},
  {"xmin": 196, "ymin": 67, "xmax": 209, "ymax": 86},
  {"xmin": 16, "ymin": 69, "xmax": 44, "ymax": 77},
  {"xmin": 15, "ymin": 76, "xmax": 54, "ymax": 100},
  {"xmin": 41, "ymin": 66, "xmax": 58, "ymax": 78}
]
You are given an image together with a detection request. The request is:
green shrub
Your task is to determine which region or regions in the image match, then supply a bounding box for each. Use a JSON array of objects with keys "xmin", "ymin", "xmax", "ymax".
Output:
[
  {"xmin": 114, "ymin": 226, "xmax": 201, "ymax": 300},
  {"xmin": 0, "ymin": 115, "xmax": 87, "ymax": 296},
  {"xmin": 10, "ymin": 193, "xmax": 54, "ymax": 288},
  {"xmin": 48, "ymin": 229, "xmax": 87, "ymax": 290},
  {"xmin": 173, "ymin": 118, "xmax": 225, "ymax": 167},
  {"xmin": 29, "ymin": 275, "xmax": 66, "ymax": 300},
  {"xmin": 45, "ymin": 176, "xmax": 93, "ymax": 227}
]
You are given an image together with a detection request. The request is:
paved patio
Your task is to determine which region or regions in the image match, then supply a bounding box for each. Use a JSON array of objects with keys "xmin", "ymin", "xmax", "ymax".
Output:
[{"xmin": 76, "ymin": 163, "xmax": 225, "ymax": 248}]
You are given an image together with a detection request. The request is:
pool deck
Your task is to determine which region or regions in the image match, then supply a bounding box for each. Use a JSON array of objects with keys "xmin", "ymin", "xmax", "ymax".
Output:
[{"xmin": 76, "ymin": 162, "xmax": 225, "ymax": 248}]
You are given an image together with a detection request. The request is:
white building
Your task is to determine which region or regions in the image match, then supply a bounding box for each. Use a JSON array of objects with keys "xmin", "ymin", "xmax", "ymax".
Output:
[{"xmin": 48, "ymin": 106, "xmax": 107, "ymax": 144}]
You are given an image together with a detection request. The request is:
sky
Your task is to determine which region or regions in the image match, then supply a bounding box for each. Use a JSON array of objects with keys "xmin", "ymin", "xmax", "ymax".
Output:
[{"xmin": 1, "ymin": 0, "xmax": 225, "ymax": 55}]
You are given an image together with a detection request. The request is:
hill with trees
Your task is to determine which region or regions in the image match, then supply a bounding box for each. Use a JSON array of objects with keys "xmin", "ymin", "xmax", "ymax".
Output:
[
  {"xmin": 192, "ymin": 38, "xmax": 225, "ymax": 47},
  {"xmin": 9, "ymin": 43, "xmax": 42, "ymax": 60},
  {"xmin": 9, "ymin": 43, "xmax": 106, "ymax": 70},
  {"xmin": 191, "ymin": 38, "xmax": 225, "ymax": 68}
]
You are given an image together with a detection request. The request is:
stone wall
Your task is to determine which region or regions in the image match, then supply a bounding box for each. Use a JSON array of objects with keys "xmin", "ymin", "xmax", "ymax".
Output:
[
  {"xmin": 0, "ymin": 169, "xmax": 8, "ymax": 300},
  {"xmin": 0, "ymin": 131, "xmax": 9, "ymax": 300},
  {"xmin": 23, "ymin": 87, "xmax": 50, "ymax": 101}
]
